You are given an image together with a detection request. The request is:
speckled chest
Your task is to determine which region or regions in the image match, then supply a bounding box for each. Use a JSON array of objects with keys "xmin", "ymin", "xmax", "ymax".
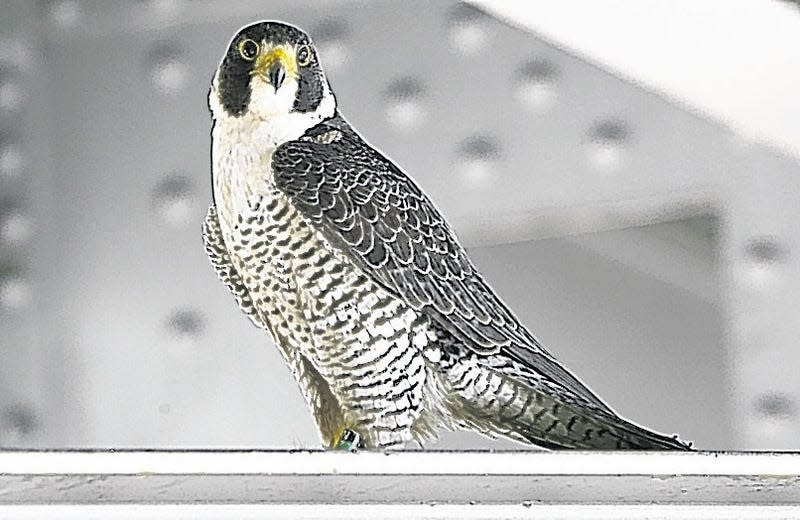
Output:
[
  {"xmin": 210, "ymin": 120, "xmax": 335, "ymax": 356},
  {"xmin": 211, "ymin": 120, "xmax": 442, "ymax": 446}
]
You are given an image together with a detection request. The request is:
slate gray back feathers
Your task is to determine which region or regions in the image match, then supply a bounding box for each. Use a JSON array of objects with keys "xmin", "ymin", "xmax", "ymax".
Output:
[{"xmin": 272, "ymin": 113, "xmax": 616, "ymax": 413}]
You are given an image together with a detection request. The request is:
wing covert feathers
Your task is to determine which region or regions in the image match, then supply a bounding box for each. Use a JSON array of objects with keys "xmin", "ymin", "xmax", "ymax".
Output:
[{"xmin": 272, "ymin": 113, "xmax": 614, "ymax": 414}]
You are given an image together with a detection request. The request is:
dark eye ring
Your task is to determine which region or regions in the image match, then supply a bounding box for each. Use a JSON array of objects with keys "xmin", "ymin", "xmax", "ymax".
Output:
[
  {"xmin": 296, "ymin": 44, "xmax": 312, "ymax": 66},
  {"xmin": 238, "ymin": 39, "xmax": 259, "ymax": 61}
]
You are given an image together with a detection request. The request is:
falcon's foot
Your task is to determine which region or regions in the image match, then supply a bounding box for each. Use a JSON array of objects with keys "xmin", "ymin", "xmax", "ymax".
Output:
[{"xmin": 333, "ymin": 429, "xmax": 361, "ymax": 451}]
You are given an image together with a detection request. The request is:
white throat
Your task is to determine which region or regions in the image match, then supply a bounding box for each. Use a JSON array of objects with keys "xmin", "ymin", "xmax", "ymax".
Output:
[
  {"xmin": 209, "ymin": 72, "xmax": 336, "ymax": 147},
  {"xmin": 209, "ymin": 73, "xmax": 336, "ymax": 229}
]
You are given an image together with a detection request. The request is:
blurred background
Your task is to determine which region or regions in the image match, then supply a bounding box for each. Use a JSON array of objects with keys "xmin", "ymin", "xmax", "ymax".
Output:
[{"xmin": 0, "ymin": 0, "xmax": 799, "ymax": 451}]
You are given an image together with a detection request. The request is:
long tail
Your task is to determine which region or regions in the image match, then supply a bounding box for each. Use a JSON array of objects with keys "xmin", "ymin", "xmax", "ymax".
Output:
[{"xmin": 444, "ymin": 358, "xmax": 692, "ymax": 451}]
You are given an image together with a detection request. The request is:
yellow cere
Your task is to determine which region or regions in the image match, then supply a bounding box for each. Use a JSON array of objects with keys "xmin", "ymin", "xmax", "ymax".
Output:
[{"xmin": 252, "ymin": 44, "xmax": 299, "ymax": 80}]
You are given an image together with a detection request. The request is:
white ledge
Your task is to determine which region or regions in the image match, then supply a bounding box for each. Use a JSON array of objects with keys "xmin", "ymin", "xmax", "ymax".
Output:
[
  {"xmin": 1, "ymin": 505, "xmax": 800, "ymax": 520},
  {"xmin": 1, "ymin": 450, "xmax": 799, "ymax": 514},
  {"xmin": 1, "ymin": 449, "xmax": 798, "ymax": 476}
]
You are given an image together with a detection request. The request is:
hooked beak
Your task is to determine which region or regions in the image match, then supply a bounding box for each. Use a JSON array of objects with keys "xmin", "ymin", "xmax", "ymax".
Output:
[
  {"xmin": 268, "ymin": 62, "xmax": 286, "ymax": 92},
  {"xmin": 251, "ymin": 46, "xmax": 296, "ymax": 93}
]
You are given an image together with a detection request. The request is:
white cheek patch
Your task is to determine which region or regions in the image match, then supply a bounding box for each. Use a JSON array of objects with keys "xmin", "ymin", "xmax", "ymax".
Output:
[
  {"xmin": 209, "ymin": 67, "xmax": 337, "ymax": 150},
  {"xmin": 249, "ymin": 76, "xmax": 300, "ymax": 118}
]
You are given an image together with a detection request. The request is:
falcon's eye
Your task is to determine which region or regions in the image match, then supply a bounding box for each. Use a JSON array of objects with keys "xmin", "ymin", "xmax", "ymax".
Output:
[
  {"xmin": 238, "ymin": 39, "xmax": 259, "ymax": 61},
  {"xmin": 296, "ymin": 44, "xmax": 312, "ymax": 66}
]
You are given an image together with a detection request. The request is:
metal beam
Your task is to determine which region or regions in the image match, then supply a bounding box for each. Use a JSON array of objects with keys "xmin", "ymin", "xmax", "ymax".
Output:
[{"xmin": 1, "ymin": 450, "xmax": 799, "ymax": 510}]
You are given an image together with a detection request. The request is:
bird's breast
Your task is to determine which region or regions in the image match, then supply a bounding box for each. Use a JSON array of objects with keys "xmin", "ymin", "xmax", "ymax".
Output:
[{"xmin": 211, "ymin": 119, "xmax": 283, "ymax": 235}]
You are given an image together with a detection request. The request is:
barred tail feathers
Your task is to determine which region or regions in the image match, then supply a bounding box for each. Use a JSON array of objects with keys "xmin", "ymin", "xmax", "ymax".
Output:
[{"xmin": 445, "ymin": 360, "xmax": 692, "ymax": 451}]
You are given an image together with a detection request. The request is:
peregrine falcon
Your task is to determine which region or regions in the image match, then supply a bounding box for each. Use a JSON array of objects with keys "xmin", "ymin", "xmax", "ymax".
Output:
[{"xmin": 204, "ymin": 21, "xmax": 692, "ymax": 451}]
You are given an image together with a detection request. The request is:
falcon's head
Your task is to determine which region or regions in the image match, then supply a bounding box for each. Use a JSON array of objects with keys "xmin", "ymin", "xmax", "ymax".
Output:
[{"xmin": 209, "ymin": 21, "xmax": 335, "ymax": 125}]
